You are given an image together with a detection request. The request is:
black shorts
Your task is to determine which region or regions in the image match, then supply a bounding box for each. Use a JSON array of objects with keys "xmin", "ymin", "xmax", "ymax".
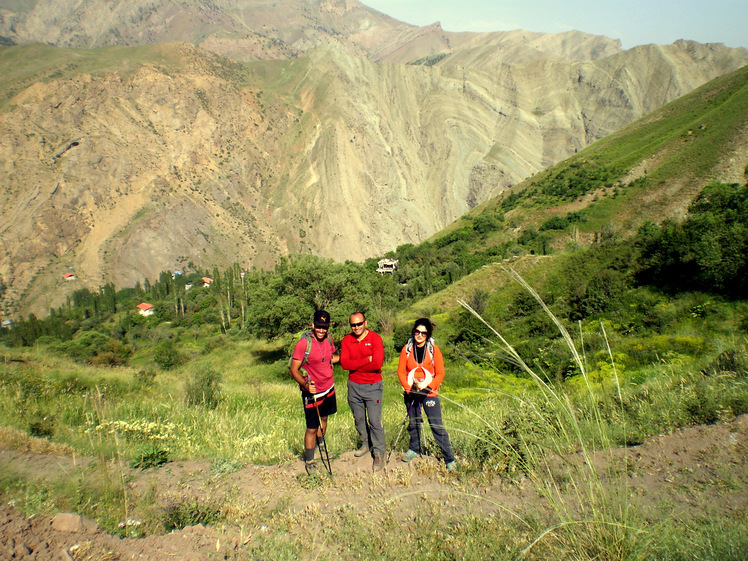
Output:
[{"xmin": 302, "ymin": 389, "xmax": 337, "ymax": 430}]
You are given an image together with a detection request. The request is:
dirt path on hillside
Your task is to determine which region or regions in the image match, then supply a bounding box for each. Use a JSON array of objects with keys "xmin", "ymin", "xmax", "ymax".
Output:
[{"xmin": 1, "ymin": 415, "xmax": 747, "ymax": 560}]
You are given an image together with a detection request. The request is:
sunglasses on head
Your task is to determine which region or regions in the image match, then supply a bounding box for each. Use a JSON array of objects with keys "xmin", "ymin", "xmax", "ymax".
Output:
[{"xmin": 350, "ymin": 321, "xmax": 365, "ymax": 327}]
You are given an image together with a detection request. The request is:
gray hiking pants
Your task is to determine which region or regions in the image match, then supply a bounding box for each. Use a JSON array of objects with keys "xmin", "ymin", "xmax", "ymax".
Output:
[{"xmin": 347, "ymin": 380, "xmax": 385, "ymax": 457}]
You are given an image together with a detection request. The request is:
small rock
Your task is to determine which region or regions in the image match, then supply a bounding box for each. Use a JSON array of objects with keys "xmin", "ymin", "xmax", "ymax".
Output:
[{"xmin": 51, "ymin": 513, "xmax": 98, "ymax": 533}]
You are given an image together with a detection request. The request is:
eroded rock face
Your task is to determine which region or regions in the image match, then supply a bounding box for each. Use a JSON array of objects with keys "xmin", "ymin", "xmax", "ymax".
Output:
[{"xmin": 0, "ymin": 2, "xmax": 746, "ymax": 316}]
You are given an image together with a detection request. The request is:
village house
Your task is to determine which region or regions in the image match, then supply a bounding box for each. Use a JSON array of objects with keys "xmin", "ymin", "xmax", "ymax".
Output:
[
  {"xmin": 136, "ymin": 302, "xmax": 155, "ymax": 316},
  {"xmin": 376, "ymin": 258, "xmax": 399, "ymax": 274}
]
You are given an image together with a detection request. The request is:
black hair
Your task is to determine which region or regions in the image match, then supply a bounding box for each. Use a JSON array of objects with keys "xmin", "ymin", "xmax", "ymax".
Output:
[{"xmin": 411, "ymin": 317, "xmax": 433, "ymax": 338}]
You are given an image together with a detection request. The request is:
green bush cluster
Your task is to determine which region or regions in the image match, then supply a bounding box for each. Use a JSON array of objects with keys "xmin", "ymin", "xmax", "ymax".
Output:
[
  {"xmin": 636, "ymin": 181, "xmax": 748, "ymax": 297},
  {"xmin": 539, "ymin": 158, "xmax": 623, "ymax": 200},
  {"xmin": 184, "ymin": 368, "xmax": 222, "ymax": 409}
]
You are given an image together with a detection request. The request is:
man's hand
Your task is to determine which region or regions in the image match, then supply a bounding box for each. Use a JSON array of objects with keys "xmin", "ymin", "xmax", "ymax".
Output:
[{"xmin": 303, "ymin": 380, "xmax": 317, "ymax": 395}]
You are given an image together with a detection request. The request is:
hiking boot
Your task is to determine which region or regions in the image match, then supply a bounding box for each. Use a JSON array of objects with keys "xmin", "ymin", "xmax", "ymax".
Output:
[
  {"xmin": 372, "ymin": 455, "xmax": 385, "ymax": 472},
  {"xmin": 446, "ymin": 460, "xmax": 457, "ymax": 472},
  {"xmin": 402, "ymin": 449, "xmax": 418, "ymax": 462},
  {"xmin": 353, "ymin": 444, "xmax": 370, "ymax": 457},
  {"xmin": 304, "ymin": 460, "xmax": 318, "ymax": 474}
]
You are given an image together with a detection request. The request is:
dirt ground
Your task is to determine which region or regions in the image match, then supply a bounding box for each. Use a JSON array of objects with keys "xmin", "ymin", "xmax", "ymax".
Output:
[{"xmin": 1, "ymin": 415, "xmax": 747, "ymax": 560}]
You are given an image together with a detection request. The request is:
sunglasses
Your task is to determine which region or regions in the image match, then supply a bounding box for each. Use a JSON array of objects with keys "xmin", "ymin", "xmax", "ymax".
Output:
[
  {"xmin": 350, "ymin": 321, "xmax": 365, "ymax": 328},
  {"xmin": 414, "ymin": 329, "xmax": 428, "ymax": 336}
]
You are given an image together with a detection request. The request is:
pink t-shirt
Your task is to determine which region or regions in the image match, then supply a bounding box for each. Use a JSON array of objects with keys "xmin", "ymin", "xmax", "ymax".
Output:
[{"xmin": 292, "ymin": 334, "xmax": 336, "ymax": 393}]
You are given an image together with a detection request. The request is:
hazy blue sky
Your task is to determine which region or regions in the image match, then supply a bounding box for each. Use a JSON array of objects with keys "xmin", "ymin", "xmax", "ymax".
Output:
[{"xmin": 363, "ymin": 0, "xmax": 748, "ymax": 51}]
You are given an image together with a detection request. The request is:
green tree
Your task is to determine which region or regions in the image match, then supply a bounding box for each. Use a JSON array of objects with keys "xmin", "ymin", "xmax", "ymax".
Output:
[{"xmin": 154, "ymin": 339, "xmax": 182, "ymax": 369}]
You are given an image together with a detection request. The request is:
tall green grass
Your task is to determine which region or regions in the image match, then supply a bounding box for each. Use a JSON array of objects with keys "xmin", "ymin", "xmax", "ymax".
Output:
[{"xmin": 453, "ymin": 267, "xmax": 648, "ymax": 560}]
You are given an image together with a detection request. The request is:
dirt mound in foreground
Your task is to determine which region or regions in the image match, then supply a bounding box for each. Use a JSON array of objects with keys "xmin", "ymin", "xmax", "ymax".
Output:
[{"xmin": 1, "ymin": 415, "xmax": 746, "ymax": 560}]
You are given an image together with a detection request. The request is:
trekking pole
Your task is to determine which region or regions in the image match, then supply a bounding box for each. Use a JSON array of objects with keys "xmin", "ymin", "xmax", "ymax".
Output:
[
  {"xmin": 386, "ymin": 398, "xmax": 415, "ymax": 465},
  {"xmin": 313, "ymin": 395, "xmax": 333, "ymax": 476}
]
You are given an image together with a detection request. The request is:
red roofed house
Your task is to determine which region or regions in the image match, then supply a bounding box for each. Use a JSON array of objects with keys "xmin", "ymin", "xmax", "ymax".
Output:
[
  {"xmin": 63, "ymin": 272, "xmax": 76, "ymax": 280},
  {"xmin": 202, "ymin": 277, "xmax": 213, "ymax": 287},
  {"xmin": 136, "ymin": 302, "xmax": 155, "ymax": 316}
]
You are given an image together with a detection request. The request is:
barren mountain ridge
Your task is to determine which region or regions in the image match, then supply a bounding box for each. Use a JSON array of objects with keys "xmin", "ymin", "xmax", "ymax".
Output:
[{"xmin": 0, "ymin": 0, "xmax": 746, "ymax": 317}]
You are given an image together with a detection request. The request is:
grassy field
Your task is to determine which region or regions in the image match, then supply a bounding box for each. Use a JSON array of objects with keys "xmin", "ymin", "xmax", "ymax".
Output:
[{"xmin": 2, "ymin": 292, "xmax": 747, "ymax": 559}]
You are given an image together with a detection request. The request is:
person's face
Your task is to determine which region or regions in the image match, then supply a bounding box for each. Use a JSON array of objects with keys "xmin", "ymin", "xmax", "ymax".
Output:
[
  {"xmin": 413, "ymin": 326, "xmax": 428, "ymax": 347},
  {"xmin": 349, "ymin": 314, "xmax": 367, "ymax": 338},
  {"xmin": 313, "ymin": 325, "xmax": 329, "ymax": 340}
]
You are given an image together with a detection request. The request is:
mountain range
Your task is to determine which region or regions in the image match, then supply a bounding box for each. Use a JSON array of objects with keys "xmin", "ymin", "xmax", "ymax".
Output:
[{"xmin": 0, "ymin": 0, "xmax": 746, "ymax": 318}]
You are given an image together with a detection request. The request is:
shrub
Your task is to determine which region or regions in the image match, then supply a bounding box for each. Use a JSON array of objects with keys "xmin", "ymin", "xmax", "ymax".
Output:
[
  {"xmin": 131, "ymin": 445, "xmax": 170, "ymax": 470},
  {"xmin": 185, "ymin": 369, "xmax": 222, "ymax": 409},
  {"xmin": 473, "ymin": 214, "xmax": 503, "ymax": 235},
  {"xmin": 55, "ymin": 331, "xmax": 132, "ymax": 365},
  {"xmin": 28, "ymin": 414, "xmax": 55, "ymax": 438},
  {"xmin": 162, "ymin": 498, "xmax": 222, "ymax": 531},
  {"xmin": 134, "ymin": 369, "xmax": 157, "ymax": 386},
  {"xmin": 540, "ymin": 216, "xmax": 570, "ymax": 231},
  {"xmin": 153, "ymin": 339, "xmax": 182, "ymax": 370},
  {"xmin": 392, "ymin": 322, "xmax": 412, "ymax": 354},
  {"xmin": 701, "ymin": 349, "xmax": 747, "ymax": 377}
]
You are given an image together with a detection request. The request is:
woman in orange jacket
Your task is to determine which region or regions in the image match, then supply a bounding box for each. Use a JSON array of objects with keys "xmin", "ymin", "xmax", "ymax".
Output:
[{"xmin": 397, "ymin": 318, "xmax": 456, "ymax": 471}]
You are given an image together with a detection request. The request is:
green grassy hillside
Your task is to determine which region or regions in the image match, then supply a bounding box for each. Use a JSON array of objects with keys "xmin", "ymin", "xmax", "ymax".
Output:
[{"xmin": 444, "ymin": 64, "xmax": 748, "ymax": 251}]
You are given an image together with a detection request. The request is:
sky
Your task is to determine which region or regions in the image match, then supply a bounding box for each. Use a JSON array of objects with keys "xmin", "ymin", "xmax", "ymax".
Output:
[{"xmin": 363, "ymin": 0, "xmax": 748, "ymax": 51}]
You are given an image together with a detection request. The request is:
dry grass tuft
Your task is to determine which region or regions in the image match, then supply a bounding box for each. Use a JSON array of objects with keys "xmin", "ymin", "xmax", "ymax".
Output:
[{"xmin": 0, "ymin": 425, "xmax": 76, "ymax": 456}]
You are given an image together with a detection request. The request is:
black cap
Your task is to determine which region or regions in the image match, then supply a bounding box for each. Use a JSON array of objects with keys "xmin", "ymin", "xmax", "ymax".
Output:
[{"xmin": 313, "ymin": 310, "xmax": 331, "ymax": 328}]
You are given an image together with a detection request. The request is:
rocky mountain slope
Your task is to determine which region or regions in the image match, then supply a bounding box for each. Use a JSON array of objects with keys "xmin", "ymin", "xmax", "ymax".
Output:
[
  {"xmin": 0, "ymin": 0, "xmax": 746, "ymax": 318},
  {"xmin": 0, "ymin": 0, "xmax": 622, "ymax": 64}
]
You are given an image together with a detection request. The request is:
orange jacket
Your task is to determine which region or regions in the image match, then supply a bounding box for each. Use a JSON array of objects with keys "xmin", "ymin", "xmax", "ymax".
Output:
[{"xmin": 397, "ymin": 340, "xmax": 445, "ymax": 397}]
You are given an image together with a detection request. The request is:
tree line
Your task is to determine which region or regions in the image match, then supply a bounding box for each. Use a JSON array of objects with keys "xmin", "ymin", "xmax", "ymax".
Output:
[{"xmin": 2, "ymin": 181, "xmax": 745, "ymax": 368}]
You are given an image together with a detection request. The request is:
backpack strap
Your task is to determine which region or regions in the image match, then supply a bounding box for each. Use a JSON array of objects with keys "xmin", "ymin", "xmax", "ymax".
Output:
[
  {"xmin": 289, "ymin": 331, "xmax": 314, "ymax": 372},
  {"xmin": 405, "ymin": 337, "xmax": 434, "ymax": 364},
  {"xmin": 405, "ymin": 337, "xmax": 414, "ymax": 359},
  {"xmin": 301, "ymin": 331, "xmax": 313, "ymax": 367},
  {"xmin": 299, "ymin": 331, "xmax": 334, "ymax": 368}
]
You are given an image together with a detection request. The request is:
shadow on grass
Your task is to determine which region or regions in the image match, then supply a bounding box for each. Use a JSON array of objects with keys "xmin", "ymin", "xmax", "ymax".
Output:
[{"xmin": 251, "ymin": 347, "xmax": 288, "ymax": 364}]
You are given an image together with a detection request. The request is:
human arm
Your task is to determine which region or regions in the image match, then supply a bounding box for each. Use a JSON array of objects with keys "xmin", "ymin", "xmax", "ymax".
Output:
[
  {"xmin": 289, "ymin": 337, "xmax": 317, "ymax": 393},
  {"xmin": 397, "ymin": 345, "xmax": 410, "ymax": 392},
  {"xmin": 367, "ymin": 333, "xmax": 385, "ymax": 371},
  {"xmin": 424, "ymin": 345, "xmax": 446, "ymax": 393},
  {"xmin": 339, "ymin": 336, "xmax": 368, "ymax": 371},
  {"xmin": 349, "ymin": 332, "xmax": 385, "ymax": 372},
  {"xmin": 289, "ymin": 358, "xmax": 315, "ymax": 394}
]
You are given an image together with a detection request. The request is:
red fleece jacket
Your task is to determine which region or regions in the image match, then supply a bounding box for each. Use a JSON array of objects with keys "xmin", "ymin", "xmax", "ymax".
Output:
[{"xmin": 340, "ymin": 331, "xmax": 384, "ymax": 384}]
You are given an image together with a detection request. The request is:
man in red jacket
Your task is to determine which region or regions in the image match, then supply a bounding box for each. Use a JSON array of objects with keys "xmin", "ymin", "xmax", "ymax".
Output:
[{"xmin": 340, "ymin": 311, "xmax": 386, "ymax": 471}]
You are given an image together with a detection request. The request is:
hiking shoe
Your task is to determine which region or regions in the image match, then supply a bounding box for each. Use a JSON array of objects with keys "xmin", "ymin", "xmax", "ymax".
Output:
[
  {"xmin": 402, "ymin": 449, "xmax": 418, "ymax": 462},
  {"xmin": 446, "ymin": 460, "xmax": 457, "ymax": 472},
  {"xmin": 372, "ymin": 455, "xmax": 385, "ymax": 472},
  {"xmin": 304, "ymin": 460, "xmax": 318, "ymax": 475},
  {"xmin": 354, "ymin": 444, "xmax": 370, "ymax": 457}
]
